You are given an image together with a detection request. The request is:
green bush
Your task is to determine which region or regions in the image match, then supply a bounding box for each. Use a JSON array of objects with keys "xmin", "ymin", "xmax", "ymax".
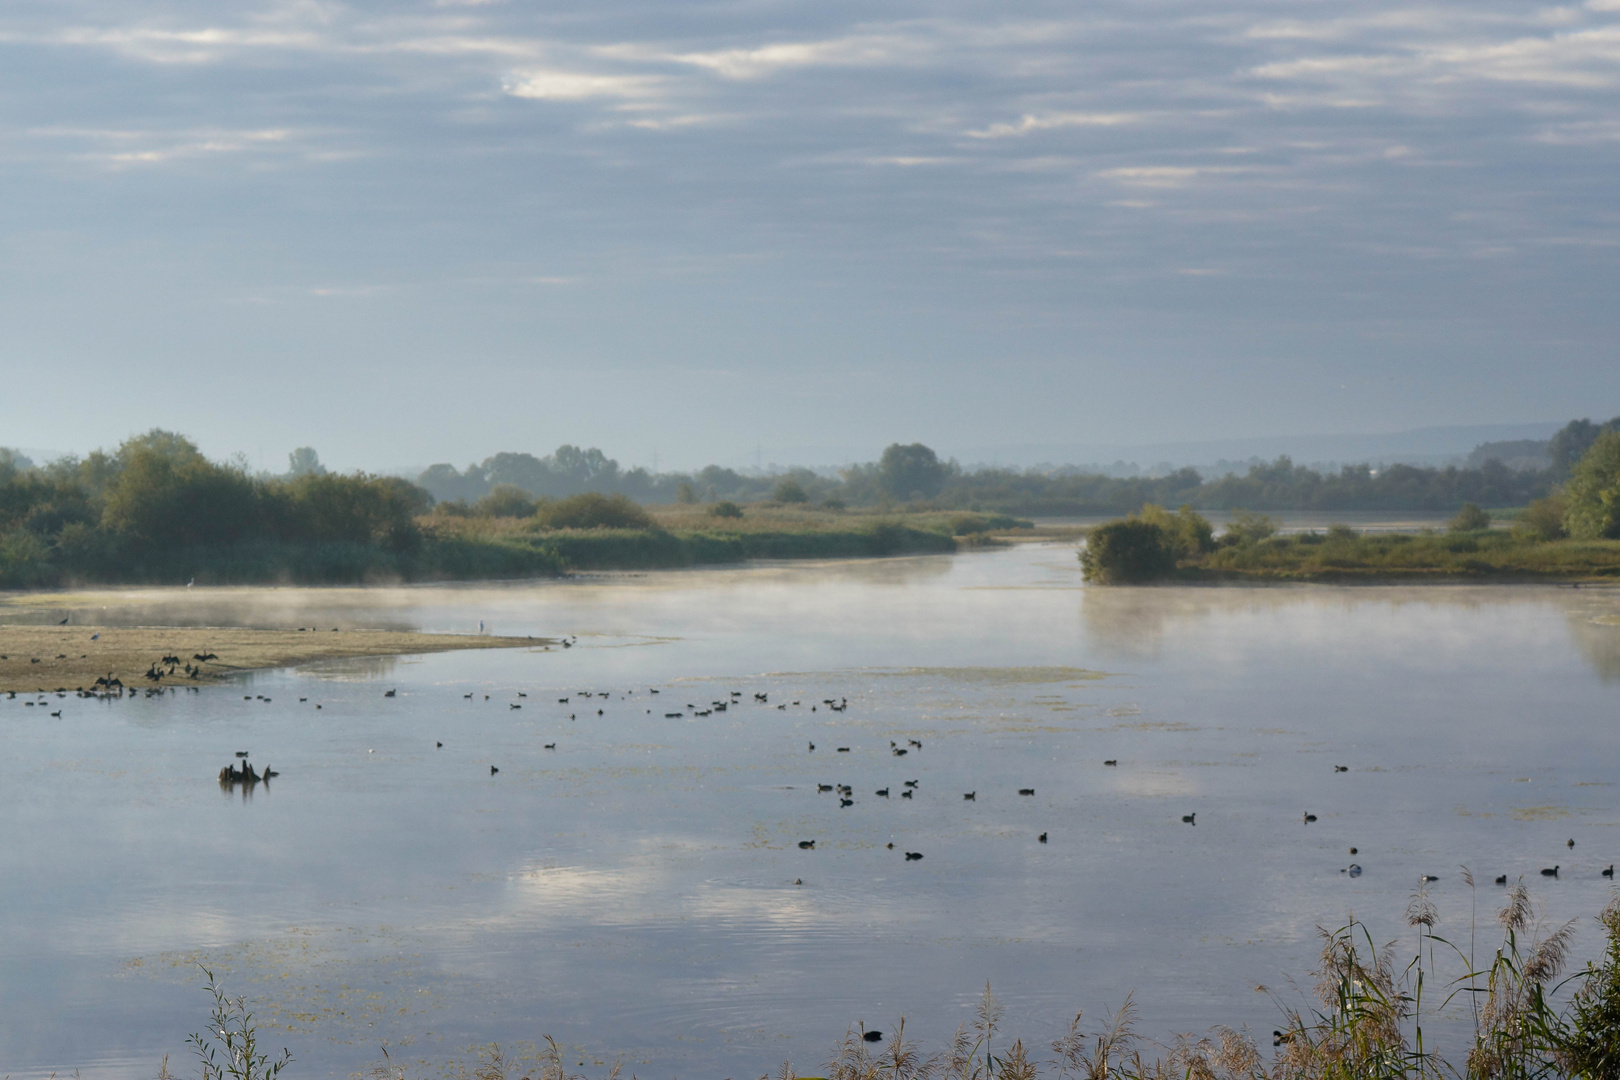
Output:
[
  {"xmin": 1080, "ymin": 520, "xmax": 1177, "ymax": 583},
  {"xmin": 1137, "ymin": 503, "xmax": 1215, "ymax": 557},
  {"xmin": 710, "ymin": 500, "xmax": 744, "ymax": 519},
  {"xmin": 535, "ymin": 492, "xmax": 653, "ymax": 530},
  {"xmin": 1565, "ymin": 429, "xmax": 1620, "ymax": 539},
  {"xmin": 474, "ymin": 484, "xmax": 539, "ymax": 518},
  {"xmin": 1449, "ymin": 502, "xmax": 1492, "ymax": 532},
  {"xmin": 1513, "ymin": 494, "xmax": 1567, "ymax": 541},
  {"xmin": 773, "ymin": 478, "xmax": 809, "ymax": 504}
]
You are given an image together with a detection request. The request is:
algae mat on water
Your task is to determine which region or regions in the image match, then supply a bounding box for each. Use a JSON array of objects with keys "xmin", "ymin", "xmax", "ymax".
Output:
[{"xmin": 0, "ymin": 625, "xmax": 549, "ymax": 693}]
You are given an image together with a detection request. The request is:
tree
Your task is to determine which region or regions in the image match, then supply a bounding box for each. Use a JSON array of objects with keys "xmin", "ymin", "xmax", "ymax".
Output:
[
  {"xmin": 287, "ymin": 447, "xmax": 326, "ymax": 477},
  {"xmin": 1079, "ymin": 520, "xmax": 1177, "ymax": 583},
  {"xmin": 878, "ymin": 443, "xmax": 947, "ymax": 500},
  {"xmin": 773, "ymin": 477, "xmax": 809, "ymax": 504},
  {"xmin": 1136, "ymin": 504, "xmax": 1214, "ymax": 557},
  {"xmin": 1550, "ymin": 417, "xmax": 1620, "ymax": 476},
  {"xmin": 474, "ymin": 484, "xmax": 537, "ymax": 518},
  {"xmin": 1564, "ymin": 429, "xmax": 1620, "ymax": 539},
  {"xmin": 1448, "ymin": 502, "xmax": 1491, "ymax": 532}
]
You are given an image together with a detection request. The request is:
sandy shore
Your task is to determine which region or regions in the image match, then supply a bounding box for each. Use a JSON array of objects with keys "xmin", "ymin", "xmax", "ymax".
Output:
[{"xmin": 0, "ymin": 625, "xmax": 551, "ymax": 693}]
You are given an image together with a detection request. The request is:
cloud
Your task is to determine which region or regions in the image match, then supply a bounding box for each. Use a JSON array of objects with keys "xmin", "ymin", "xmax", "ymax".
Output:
[
  {"xmin": 966, "ymin": 112, "xmax": 1140, "ymax": 139},
  {"xmin": 502, "ymin": 68, "xmax": 663, "ymax": 101}
]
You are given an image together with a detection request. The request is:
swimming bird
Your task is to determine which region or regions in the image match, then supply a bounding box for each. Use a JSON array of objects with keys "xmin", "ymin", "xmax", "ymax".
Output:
[
  {"xmin": 799, "ymin": 840, "xmax": 815, "ymax": 849},
  {"xmin": 840, "ymin": 798, "xmax": 853, "ymax": 808},
  {"xmin": 903, "ymin": 780, "xmax": 918, "ymax": 787},
  {"xmin": 1038, "ymin": 833, "xmax": 1047, "ymax": 843},
  {"xmin": 234, "ymin": 751, "xmax": 249, "ymax": 758},
  {"xmin": 1018, "ymin": 788, "xmax": 1035, "ymax": 796},
  {"xmin": 864, "ymin": 1031, "xmax": 884, "ymax": 1042},
  {"xmin": 1568, "ymin": 838, "xmax": 1576, "ymax": 849},
  {"xmin": 490, "ymin": 765, "xmax": 499, "ymax": 775},
  {"xmin": 837, "ymin": 747, "xmax": 850, "ymax": 753},
  {"xmin": 262, "ymin": 766, "xmax": 278, "ymax": 779},
  {"xmin": 384, "ymin": 689, "xmax": 396, "ymax": 698},
  {"xmin": 1182, "ymin": 813, "xmax": 1196, "ymax": 825},
  {"xmin": 1304, "ymin": 813, "xmax": 1317, "ymax": 824},
  {"xmin": 49, "ymin": 709, "xmax": 60, "ymax": 717},
  {"xmin": 1422, "ymin": 874, "xmax": 1439, "ymax": 882},
  {"xmin": 57, "ymin": 617, "xmax": 67, "ymax": 625},
  {"xmin": 901, "ymin": 790, "xmax": 912, "ymax": 799},
  {"xmin": 904, "ymin": 852, "xmax": 922, "ymax": 861},
  {"xmin": 543, "ymin": 743, "xmax": 556, "ymax": 750},
  {"xmin": 892, "ymin": 748, "xmax": 908, "ymax": 756},
  {"xmin": 963, "ymin": 791, "xmax": 976, "ymax": 801},
  {"xmin": 1347, "ymin": 865, "xmax": 1362, "ymax": 877},
  {"xmin": 1349, "ymin": 847, "xmax": 1358, "ymax": 855},
  {"xmin": 886, "ymin": 842, "xmax": 895, "ymax": 849},
  {"xmin": 1495, "ymin": 875, "xmax": 1508, "ymax": 885},
  {"xmin": 908, "ymin": 739, "xmax": 922, "ymax": 749},
  {"xmin": 1334, "ymin": 765, "xmax": 1348, "ymax": 773},
  {"xmin": 1604, "ymin": 865, "xmax": 1614, "ymax": 879},
  {"xmin": 818, "ymin": 784, "xmax": 833, "ymax": 792},
  {"xmin": 876, "ymin": 788, "xmax": 889, "ymax": 797},
  {"xmin": 1541, "ymin": 866, "xmax": 1559, "ymax": 877},
  {"xmin": 808, "ymin": 742, "xmax": 815, "ymax": 752},
  {"xmin": 1104, "ymin": 759, "xmax": 1118, "ymax": 767},
  {"xmin": 436, "ymin": 741, "xmax": 443, "ymax": 748}
]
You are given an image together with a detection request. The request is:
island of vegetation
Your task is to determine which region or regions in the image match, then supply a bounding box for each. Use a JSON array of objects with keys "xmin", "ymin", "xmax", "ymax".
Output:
[{"xmin": 1080, "ymin": 430, "xmax": 1620, "ymax": 584}]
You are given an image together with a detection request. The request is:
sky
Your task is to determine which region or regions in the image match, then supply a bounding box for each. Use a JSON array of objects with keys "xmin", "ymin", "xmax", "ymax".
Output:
[{"xmin": 2, "ymin": 0, "xmax": 1618, "ymax": 473}]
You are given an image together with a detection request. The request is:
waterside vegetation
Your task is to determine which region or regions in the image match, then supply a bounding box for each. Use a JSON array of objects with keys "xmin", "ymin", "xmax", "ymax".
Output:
[
  {"xmin": 1081, "ymin": 432, "xmax": 1620, "ymax": 584},
  {"xmin": 175, "ymin": 884, "xmax": 1620, "ymax": 1080}
]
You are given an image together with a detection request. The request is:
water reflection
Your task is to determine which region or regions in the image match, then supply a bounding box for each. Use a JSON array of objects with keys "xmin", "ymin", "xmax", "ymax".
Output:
[{"xmin": 3, "ymin": 547, "xmax": 1619, "ymax": 1079}]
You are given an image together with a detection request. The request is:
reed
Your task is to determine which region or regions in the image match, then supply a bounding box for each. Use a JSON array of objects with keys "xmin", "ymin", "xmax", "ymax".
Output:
[{"xmin": 161, "ymin": 887, "xmax": 1620, "ymax": 1080}]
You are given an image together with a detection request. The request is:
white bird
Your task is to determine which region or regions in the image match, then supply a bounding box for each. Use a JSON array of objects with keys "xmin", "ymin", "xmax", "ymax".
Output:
[{"xmin": 186, "ymin": 578, "xmax": 194, "ymax": 588}]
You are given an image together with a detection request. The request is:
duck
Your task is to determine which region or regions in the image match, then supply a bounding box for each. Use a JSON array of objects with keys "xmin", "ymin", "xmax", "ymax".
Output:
[
  {"xmin": 490, "ymin": 765, "xmax": 500, "ymax": 775},
  {"xmin": 1303, "ymin": 813, "xmax": 1317, "ymax": 824},
  {"xmin": 901, "ymin": 790, "xmax": 912, "ymax": 799},
  {"xmin": 798, "ymin": 840, "xmax": 815, "ymax": 850},
  {"xmin": 1182, "ymin": 813, "xmax": 1196, "ymax": 825},
  {"xmin": 1018, "ymin": 788, "xmax": 1034, "ymax": 796},
  {"xmin": 876, "ymin": 788, "xmax": 889, "ymax": 797},
  {"xmin": 1495, "ymin": 875, "xmax": 1508, "ymax": 885},
  {"xmin": 1038, "ymin": 833, "xmax": 1047, "ymax": 843},
  {"xmin": 904, "ymin": 852, "xmax": 923, "ymax": 861},
  {"xmin": 543, "ymin": 743, "xmax": 556, "ymax": 750},
  {"xmin": 1422, "ymin": 874, "xmax": 1439, "ymax": 882},
  {"xmin": 1541, "ymin": 866, "xmax": 1559, "ymax": 877},
  {"xmin": 1334, "ymin": 765, "xmax": 1348, "ymax": 773},
  {"xmin": 840, "ymin": 798, "xmax": 853, "ymax": 808},
  {"xmin": 963, "ymin": 791, "xmax": 976, "ymax": 801},
  {"xmin": 1604, "ymin": 866, "xmax": 1614, "ymax": 879},
  {"xmin": 1104, "ymin": 759, "xmax": 1118, "ymax": 767},
  {"xmin": 837, "ymin": 747, "xmax": 850, "ymax": 753}
]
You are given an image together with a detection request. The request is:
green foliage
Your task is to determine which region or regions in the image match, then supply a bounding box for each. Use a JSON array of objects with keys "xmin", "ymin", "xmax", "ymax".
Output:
[
  {"xmin": 710, "ymin": 500, "xmax": 744, "ymax": 519},
  {"xmin": 102, "ymin": 440, "xmax": 261, "ymax": 548},
  {"xmin": 1450, "ymin": 502, "xmax": 1493, "ymax": 533},
  {"xmin": 1550, "ymin": 416, "xmax": 1620, "ymax": 476},
  {"xmin": 187, "ymin": 966, "xmax": 291, "ymax": 1080},
  {"xmin": 774, "ymin": 478, "xmax": 810, "ymax": 504},
  {"xmin": 1513, "ymin": 495, "xmax": 1567, "ymax": 541},
  {"xmin": 1564, "ymin": 897, "xmax": 1620, "ymax": 1078},
  {"xmin": 1225, "ymin": 510, "xmax": 1279, "ymax": 545},
  {"xmin": 1136, "ymin": 503, "xmax": 1215, "ymax": 557},
  {"xmin": 276, "ymin": 472, "xmax": 427, "ymax": 550},
  {"xmin": 1564, "ymin": 430, "xmax": 1620, "ymax": 540},
  {"xmin": 476, "ymin": 484, "xmax": 539, "ymax": 518},
  {"xmin": 535, "ymin": 493, "xmax": 654, "ymax": 530},
  {"xmin": 1080, "ymin": 520, "xmax": 1177, "ymax": 583},
  {"xmin": 878, "ymin": 443, "xmax": 949, "ymax": 501},
  {"xmin": 676, "ymin": 480, "xmax": 698, "ymax": 504}
]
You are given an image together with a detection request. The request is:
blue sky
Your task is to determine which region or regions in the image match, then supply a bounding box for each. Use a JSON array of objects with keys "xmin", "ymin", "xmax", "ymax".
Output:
[{"xmin": 2, "ymin": 0, "xmax": 1618, "ymax": 472}]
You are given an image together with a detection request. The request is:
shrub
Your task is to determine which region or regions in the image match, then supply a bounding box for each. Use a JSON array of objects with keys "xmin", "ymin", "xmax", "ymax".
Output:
[
  {"xmin": 773, "ymin": 478, "xmax": 809, "ymax": 504},
  {"xmin": 1564, "ymin": 429, "xmax": 1620, "ymax": 539},
  {"xmin": 1225, "ymin": 510, "xmax": 1278, "ymax": 545},
  {"xmin": 1326, "ymin": 523, "xmax": 1358, "ymax": 542},
  {"xmin": 1080, "ymin": 519, "xmax": 1177, "ymax": 583},
  {"xmin": 1513, "ymin": 494, "xmax": 1567, "ymax": 541},
  {"xmin": 1449, "ymin": 502, "xmax": 1492, "ymax": 532},
  {"xmin": 475, "ymin": 484, "xmax": 538, "ymax": 518},
  {"xmin": 535, "ymin": 493, "xmax": 653, "ymax": 530},
  {"xmin": 1137, "ymin": 503, "xmax": 1214, "ymax": 557},
  {"xmin": 710, "ymin": 501, "xmax": 744, "ymax": 519}
]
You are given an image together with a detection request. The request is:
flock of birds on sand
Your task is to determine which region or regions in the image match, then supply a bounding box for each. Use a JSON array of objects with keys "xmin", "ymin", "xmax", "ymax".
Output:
[{"xmin": 5, "ymin": 637, "xmax": 1611, "ymax": 886}]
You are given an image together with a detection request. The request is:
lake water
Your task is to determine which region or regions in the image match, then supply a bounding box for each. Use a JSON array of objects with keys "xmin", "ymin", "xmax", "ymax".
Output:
[{"xmin": 3, "ymin": 543, "xmax": 1619, "ymax": 1078}]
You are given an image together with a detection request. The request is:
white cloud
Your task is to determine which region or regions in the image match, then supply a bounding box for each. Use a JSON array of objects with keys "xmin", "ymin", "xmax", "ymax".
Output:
[
  {"xmin": 966, "ymin": 112, "xmax": 1140, "ymax": 139},
  {"xmin": 502, "ymin": 68, "xmax": 663, "ymax": 101}
]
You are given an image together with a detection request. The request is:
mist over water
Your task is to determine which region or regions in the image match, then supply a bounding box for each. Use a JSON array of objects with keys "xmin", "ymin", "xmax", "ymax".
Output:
[{"xmin": 3, "ymin": 545, "xmax": 1619, "ymax": 1077}]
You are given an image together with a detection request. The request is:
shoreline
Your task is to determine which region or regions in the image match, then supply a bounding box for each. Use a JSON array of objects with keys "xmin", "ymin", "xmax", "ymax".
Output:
[{"xmin": 0, "ymin": 625, "xmax": 551, "ymax": 694}]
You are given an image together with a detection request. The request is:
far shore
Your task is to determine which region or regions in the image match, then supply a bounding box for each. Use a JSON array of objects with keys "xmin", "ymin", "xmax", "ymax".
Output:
[{"xmin": 0, "ymin": 625, "xmax": 550, "ymax": 694}]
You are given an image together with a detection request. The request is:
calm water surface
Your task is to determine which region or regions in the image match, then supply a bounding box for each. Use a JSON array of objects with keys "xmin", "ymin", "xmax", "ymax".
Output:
[{"xmin": 3, "ymin": 544, "xmax": 1619, "ymax": 1078}]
